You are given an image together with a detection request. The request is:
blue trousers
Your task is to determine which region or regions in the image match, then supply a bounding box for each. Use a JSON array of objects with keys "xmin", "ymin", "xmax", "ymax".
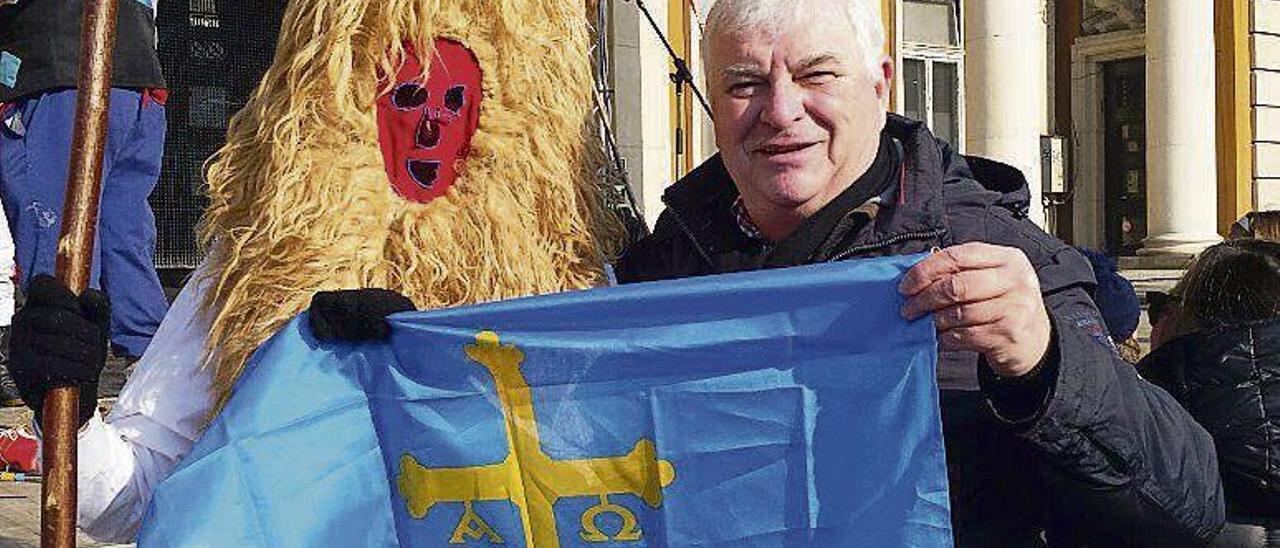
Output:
[{"xmin": 0, "ymin": 88, "xmax": 169, "ymax": 357}]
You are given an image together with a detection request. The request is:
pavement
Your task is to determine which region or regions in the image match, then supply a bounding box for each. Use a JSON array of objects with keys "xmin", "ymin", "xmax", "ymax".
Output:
[
  {"xmin": 0, "ymin": 268, "xmax": 1185, "ymax": 546},
  {"xmin": 0, "ymin": 482, "xmax": 129, "ymax": 547},
  {"xmin": 0, "ymin": 355, "xmax": 133, "ymax": 548}
]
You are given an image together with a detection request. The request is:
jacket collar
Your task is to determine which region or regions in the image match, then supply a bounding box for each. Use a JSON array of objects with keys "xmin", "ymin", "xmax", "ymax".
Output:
[
  {"xmin": 1137, "ymin": 316, "xmax": 1280, "ymax": 397},
  {"xmin": 1140, "ymin": 317, "xmax": 1280, "ymax": 368}
]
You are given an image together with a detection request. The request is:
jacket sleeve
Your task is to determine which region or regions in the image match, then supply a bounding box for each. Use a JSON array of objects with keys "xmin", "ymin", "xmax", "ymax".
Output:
[
  {"xmin": 934, "ymin": 141, "xmax": 1224, "ymax": 544},
  {"xmin": 73, "ymin": 270, "xmax": 216, "ymax": 542},
  {"xmin": 982, "ymin": 256, "xmax": 1225, "ymax": 545}
]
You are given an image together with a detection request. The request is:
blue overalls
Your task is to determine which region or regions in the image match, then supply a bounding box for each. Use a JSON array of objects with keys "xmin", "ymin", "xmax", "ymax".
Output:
[{"xmin": 0, "ymin": 88, "xmax": 170, "ymax": 357}]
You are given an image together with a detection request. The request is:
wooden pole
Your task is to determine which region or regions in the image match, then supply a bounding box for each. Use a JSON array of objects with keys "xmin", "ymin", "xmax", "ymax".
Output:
[{"xmin": 42, "ymin": 0, "xmax": 119, "ymax": 546}]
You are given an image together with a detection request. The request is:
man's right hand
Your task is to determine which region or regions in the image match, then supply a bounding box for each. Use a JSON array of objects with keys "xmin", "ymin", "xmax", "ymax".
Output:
[{"xmin": 9, "ymin": 274, "xmax": 111, "ymax": 427}]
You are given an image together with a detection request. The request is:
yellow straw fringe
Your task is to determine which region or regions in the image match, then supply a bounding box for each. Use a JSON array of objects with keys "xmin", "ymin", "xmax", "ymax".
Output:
[{"xmin": 197, "ymin": 0, "xmax": 623, "ymax": 416}]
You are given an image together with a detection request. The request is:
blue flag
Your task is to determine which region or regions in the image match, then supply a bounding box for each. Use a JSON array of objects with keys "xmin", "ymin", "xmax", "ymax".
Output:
[{"xmin": 138, "ymin": 255, "xmax": 952, "ymax": 547}]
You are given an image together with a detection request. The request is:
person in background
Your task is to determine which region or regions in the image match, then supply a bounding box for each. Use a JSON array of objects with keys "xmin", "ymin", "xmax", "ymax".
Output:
[
  {"xmin": 0, "ymin": 203, "xmax": 30, "ymax": 474},
  {"xmin": 1229, "ymin": 210, "xmax": 1280, "ymax": 242},
  {"xmin": 1138, "ymin": 239, "xmax": 1280, "ymax": 547},
  {"xmin": 1075, "ymin": 247, "xmax": 1142, "ymax": 362},
  {"xmin": 0, "ymin": 0, "xmax": 169, "ymax": 364},
  {"xmin": 0, "ymin": 207, "xmax": 16, "ymax": 406}
]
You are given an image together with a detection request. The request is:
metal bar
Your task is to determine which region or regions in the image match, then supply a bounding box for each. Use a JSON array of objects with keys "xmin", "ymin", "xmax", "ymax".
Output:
[
  {"xmin": 42, "ymin": 0, "xmax": 120, "ymax": 546},
  {"xmin": 629, "ymin": 0, "xmax": 713, "ymax": 117}
]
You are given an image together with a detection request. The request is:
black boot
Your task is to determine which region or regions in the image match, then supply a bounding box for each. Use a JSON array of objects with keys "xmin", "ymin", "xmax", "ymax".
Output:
[{"xmin": 0, "ymin": 327, "xmax": 22, "ymax": 407}]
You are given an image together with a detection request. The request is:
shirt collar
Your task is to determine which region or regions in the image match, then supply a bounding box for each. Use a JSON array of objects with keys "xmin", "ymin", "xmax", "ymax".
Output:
[
  {"xmin": 730, "ymin": 196, "xmax": 767, "ymax": 244},
  {"xmin": 727, "ymin": 133, "xmax": 896, "ymax": 248}
]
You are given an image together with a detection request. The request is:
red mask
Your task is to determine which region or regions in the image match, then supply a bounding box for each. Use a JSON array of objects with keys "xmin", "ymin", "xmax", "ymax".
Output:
[{"xmin": 376, "ymin": 39, "xmax": 483, "ymax": 204}]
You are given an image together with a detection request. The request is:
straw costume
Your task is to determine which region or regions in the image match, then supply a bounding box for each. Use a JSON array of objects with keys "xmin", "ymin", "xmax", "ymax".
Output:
[{"xmin": 63, "ymin": 0, "xmax": 621, "ymax": 541}]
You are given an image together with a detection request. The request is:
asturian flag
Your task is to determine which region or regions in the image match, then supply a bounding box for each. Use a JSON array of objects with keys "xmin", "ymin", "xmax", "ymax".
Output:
[{"xmin": 138, "ymin": 255, "xmax": 952, "ymax": 547}]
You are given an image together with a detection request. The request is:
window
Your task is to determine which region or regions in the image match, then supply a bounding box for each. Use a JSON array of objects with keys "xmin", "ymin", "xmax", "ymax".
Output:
[
  {"xmin": 931, "ymin": 61, "xmax": 959, "ymax": 147},
  {"xmin": 902, "ymin": 0, "xmax": 959, "ymax": 47},
  {"xmin": 1081, "ymin": 0, "xmax": 1145, "ymax": 36},
  {"xmin": 903, "ymin": 59, "xmax": 926, "ymax": 124},
  {"xmin": 901, "ymin": 0, "xmax": 964, "ymax": 148}
]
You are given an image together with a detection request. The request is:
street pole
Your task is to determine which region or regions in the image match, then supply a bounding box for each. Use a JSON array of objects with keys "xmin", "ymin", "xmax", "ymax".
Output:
[
  {"xmin": 42, "ymin": 0, "xmax": 119, "ymax": 545},
  {"xmin": 627, "ymin": 0, "xmax": 712, "ymax": 118}
]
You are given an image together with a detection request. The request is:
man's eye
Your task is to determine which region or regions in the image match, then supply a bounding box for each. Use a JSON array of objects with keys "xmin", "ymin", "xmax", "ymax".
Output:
[
  {"xmin": 728, "ymin": 82, "xmax": 760, "ymax": 97},
  {"xmin": 802, "ymin": 72, "xmax": 837, "ymax": 85}
]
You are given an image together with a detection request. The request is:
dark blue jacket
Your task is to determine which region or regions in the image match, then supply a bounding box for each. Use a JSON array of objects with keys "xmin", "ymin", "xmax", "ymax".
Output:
[
  {"xmin": 1138, "ymin": 319, "xmax": 1280, "ymax": 521},
  {"xmin": 616, "ymin": 115, "xmax": 1225, "ymax": 546}
]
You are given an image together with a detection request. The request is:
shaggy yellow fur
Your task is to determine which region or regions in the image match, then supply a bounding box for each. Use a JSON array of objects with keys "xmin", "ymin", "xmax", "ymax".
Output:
[{"xmin": 198, "ymin": 0, "xmax": 623, "ymax": 414}]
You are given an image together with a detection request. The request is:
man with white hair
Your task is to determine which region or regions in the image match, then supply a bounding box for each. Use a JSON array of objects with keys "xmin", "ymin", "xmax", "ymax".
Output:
[{"xmin": 616, "ymin": 0, "xmax": 1225, "ymax": 544}]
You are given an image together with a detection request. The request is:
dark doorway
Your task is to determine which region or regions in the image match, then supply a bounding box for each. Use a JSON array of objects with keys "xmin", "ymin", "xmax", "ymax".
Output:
[
  {"xmin": 152, "ymin": 0, "xmax": 288, "ymax": 269},
  {"xmin": 1102, "ymin": 57, "xmax": 1147, "ymax": 255}
]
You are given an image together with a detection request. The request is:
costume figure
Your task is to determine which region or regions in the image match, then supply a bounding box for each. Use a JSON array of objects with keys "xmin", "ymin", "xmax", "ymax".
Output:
[{"xmin": 7, "ymin": 0, "xmax": 621, "ymax": 541}]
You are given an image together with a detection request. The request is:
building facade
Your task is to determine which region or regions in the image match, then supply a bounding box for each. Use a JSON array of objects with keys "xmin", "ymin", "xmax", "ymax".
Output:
[{"xmin": 605, "ymin": 0, "xmax": 1279, "ymax": 260}]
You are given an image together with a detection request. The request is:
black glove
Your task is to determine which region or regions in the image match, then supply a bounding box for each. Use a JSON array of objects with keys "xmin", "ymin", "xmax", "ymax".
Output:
[
  {"xmin": 308, "ymin": 289, "xmax": 415, "ymax": 342},
  {"xmin": 8, "ymin": 274, "xmax": 110, "ymax": 427}
]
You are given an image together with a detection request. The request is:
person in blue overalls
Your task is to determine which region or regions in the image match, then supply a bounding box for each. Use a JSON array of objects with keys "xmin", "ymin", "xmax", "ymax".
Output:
[{"xmin": 0, "ymin": 0, "xmax": 169, "ymax": 362}]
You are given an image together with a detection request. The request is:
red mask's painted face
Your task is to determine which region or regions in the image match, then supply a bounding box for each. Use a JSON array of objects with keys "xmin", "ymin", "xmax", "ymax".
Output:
[{"xmin": 376, "ymin": 39, "xmax": 483, "ymax": 204}]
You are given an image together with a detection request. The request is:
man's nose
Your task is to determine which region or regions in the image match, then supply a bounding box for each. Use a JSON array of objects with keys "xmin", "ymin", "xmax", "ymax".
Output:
[{"xmin": 759, "ymin": 82, "xmax": 804, "ymax": 129}]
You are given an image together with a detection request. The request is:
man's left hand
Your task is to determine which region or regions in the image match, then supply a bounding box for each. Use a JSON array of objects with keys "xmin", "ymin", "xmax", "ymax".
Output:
[{"xmin": 899, "ymin": 242, "xmax": 1052, "ymax": 378}]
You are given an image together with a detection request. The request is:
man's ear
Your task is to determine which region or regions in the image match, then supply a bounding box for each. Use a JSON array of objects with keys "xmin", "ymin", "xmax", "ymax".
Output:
[{"xmin": 874, "ymin": 56, "xmax": 894, "ymax": 105}]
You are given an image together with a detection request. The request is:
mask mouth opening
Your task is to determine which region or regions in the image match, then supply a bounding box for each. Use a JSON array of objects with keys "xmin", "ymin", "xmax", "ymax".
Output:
[{"xmin": 407, "ymin": 160, "xmax": 442, "ymax": 189}]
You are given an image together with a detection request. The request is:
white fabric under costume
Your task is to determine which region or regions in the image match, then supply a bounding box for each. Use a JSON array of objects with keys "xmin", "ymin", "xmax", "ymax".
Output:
[{"xmin": 70, "ymin": 264, "xmax": 215, "ymax": 542}]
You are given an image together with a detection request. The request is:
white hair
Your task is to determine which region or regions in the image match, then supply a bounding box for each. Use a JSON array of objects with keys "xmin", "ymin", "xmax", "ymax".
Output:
[{"xmin": 701, "ymin": 0, "xmax": 886, "ymax": 76}]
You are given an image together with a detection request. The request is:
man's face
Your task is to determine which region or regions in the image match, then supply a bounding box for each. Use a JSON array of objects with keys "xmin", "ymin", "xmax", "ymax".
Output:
[{"xmin": 708, "ymin": 7, "xmax": 891, "ymax": 226}]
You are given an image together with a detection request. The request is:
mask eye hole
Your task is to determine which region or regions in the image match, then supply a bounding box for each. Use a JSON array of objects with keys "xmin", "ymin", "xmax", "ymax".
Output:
[
  {"xmin": 444, "ymin": 85, "xmax": 466, "ymax": 114},
  {"xmin": 407, "ymin": 160, "xmax": 441, "ymax": 188},
  {"xmin": 391, "ymin": 83, "xmax": 429, "ymax": 110}
]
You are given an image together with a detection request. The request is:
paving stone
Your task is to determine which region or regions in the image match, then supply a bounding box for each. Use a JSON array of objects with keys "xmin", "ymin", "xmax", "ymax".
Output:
[{"xmin": 0, "ymin": 482, "xmax": 129, "ymax": 547}]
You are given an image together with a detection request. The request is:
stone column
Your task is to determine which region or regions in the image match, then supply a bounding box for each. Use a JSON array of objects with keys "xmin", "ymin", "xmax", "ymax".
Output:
[
  {"xmin": 1142, "ymin": 0, "xmax": 1221, "ymax": 256},
  {"xmin": 611, "ymin": 0, "xmax": 677, "ymax": 228},
  {"xmin": 965, "ymin": 0, "xmax": 1050, "ymax": 227}
]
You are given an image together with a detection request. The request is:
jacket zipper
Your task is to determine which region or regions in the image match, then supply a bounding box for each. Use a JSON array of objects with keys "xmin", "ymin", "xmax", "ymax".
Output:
[{"xmin": 828, "ymin": 228, "xmax": 948, "ymax": 262}]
